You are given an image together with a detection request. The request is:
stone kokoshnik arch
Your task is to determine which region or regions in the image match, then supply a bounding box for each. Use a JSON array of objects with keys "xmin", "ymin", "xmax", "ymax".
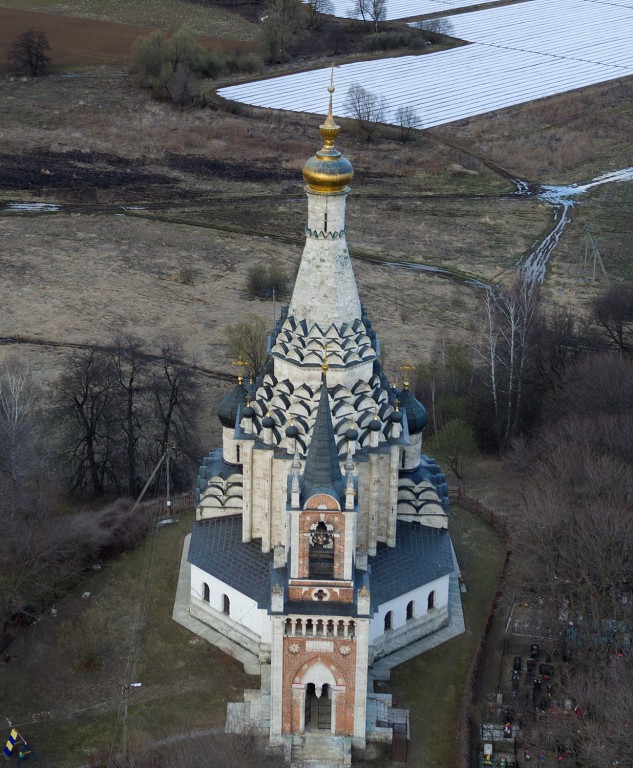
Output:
[{"xmin": 183, "ymin": 73, "xmax": 460, "ymax": 759}]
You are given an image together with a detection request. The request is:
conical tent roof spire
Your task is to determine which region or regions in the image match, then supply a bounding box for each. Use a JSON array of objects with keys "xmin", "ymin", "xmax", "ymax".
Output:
[{"xmin": 301, "ymin": 374, "xmax": 343, "ymax": 503}]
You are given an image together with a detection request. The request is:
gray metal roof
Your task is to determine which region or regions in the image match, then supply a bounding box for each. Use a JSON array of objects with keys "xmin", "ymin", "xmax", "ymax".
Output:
[
  {"xmin": 188, "ymin": 515, "xmax": 272, "ymax": 607},
  {"xmin": 190, "ymin": 516, "xmax": 453, "ymax": 616},
  {"xmin": 368, "ymin": 521, "xmax": 453, "ymax": 609}
]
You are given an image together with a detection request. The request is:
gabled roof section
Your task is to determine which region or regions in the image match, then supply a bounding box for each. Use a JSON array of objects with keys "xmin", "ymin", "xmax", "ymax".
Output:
[{"xmin": 301, "ymin": 376, "xmax": 343, "ymax": 504}]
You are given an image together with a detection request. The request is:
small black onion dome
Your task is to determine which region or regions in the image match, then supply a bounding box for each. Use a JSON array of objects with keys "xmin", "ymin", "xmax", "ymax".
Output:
[
  {"xmin": 262, "ymin": 413, "xmax": 275, "ymax": 429},
  {"xmin": 398, "ymin": 388, "xmax": 428, "ymax": 434},
  {"xmin": 242, "ymin": 403, "xmax": 255, "ymax": 419},
  {"xmin": 369, "ymin": 415, "xmax": 382, "ymax": 432},
  {"xmin": 390, "ymin": 408, "xmax": 404, "ymax": 424},
  {"xmin": 345, "ymin": 425, "xmax": 359, "ymax": 441},
  {"xmin": 286, "ymin": 422, "xmax": 299, "ymax": 438},
  {"xmin": 218, "ymin": 384, "xmax": 246, "ymax": 428}
]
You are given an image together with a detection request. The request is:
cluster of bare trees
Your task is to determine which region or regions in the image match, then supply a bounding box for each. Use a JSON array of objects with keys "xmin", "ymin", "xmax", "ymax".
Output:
[
  {"xmin": 54, "ymin": 337, "xmax": 200, "ymax": 498},
  {"xmin": 0, "ymin": 336, "xmax": 201, "ymax": 635},
  {"xmin": 507, "ymin": 352, "xmax": 633, "ymax": 766},
  {"xmin": 259, "ymin": 0, "xmax": 306, "ymax": 63},
  {"xmin": 413, "ymin": 279, "xmax": 633, "ymax": 476},
  {"xmin": 350, "ymin": 0, "xmax": 387, "ymax": 31}
]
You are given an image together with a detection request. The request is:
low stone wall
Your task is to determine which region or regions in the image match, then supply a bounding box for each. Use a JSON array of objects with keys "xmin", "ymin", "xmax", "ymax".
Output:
[
  {"xmin": 371, "ymin": 606, "xmax": 449, "ymax": 661},
  {"xmin": 189, "ymin": 597, "xmax": 264, "ymax": 659}
]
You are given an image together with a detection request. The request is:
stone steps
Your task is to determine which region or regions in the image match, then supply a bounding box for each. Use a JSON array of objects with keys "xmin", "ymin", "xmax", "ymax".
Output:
[{"xmin": 290, "ymin": 734, "xmax": 351, "ymax": 768}]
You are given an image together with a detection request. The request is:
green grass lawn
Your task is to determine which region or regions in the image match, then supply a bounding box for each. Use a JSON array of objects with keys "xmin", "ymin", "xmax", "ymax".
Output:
[
  {"xmin": 0, "ymin": 508, "xmax": 258, "ymax": 766},
  {"xmin": 386, "ymin": 505, "xmax": 507, "ymax": 768}
]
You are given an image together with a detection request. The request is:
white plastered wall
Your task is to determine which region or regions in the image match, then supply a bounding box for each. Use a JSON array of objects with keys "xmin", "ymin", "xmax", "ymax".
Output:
[
  {"xmin": 369, "ymin": 574, "xmax": 449, "ymax": 644},
  {"xmin": 190, "ymin": 564, "xmax": 272, "ymax": 644}
]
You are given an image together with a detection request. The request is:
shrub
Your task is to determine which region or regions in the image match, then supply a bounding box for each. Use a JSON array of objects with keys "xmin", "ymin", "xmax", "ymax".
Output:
[
  {"xmin": 246, "ymin": 263, "xmax": 289, "ymax": 299},
  {"xmin": 199, "ymin": 50, "xmax": 226, "ymax": 78},
  {"xmin": 226, "ymin": 52, "xmax": 264, "ymax": 75},
  {"xmin": 359, "ymin": 28, "xmax": 429, "ymax": 52},
  {"xmin": 129, "ymin": 26, "xmax": 222, "ymax": 104}
]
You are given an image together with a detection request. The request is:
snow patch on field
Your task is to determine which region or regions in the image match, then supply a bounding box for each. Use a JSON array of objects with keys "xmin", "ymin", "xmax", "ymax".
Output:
[{"xmin": 6, "ymin": 203, "xmax": 61, "ymax": 213}]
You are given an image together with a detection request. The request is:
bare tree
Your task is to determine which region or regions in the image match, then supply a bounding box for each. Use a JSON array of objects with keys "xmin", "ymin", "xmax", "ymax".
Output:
[
  {"xmin": 414, "ymin": 18, "xmax": 454, "ymax": 37},
  {"xmin": 474, "ymin": 279, "xmax": 540, "ymax": 447},
  {"xmin": 150, "ymin": 339, "xmax": 200, "ymax": 490},
  {"xmin": 305, "ymin": 0, "xmax": 334, "ymax": 29},
  {"xmin": 226, "ymin": 314, "xmax": 270, "ymax": 377},
  {"xmin": 592, "ymin": 281, "xmax": 633, "ymax": 353},
  {"xmin": 54, "ymin": 348, "xmax": 118, "ymax": 496},
  {"xmin": 345, "ymin": 83, "xmax": 387, "ymax": 141},
  {"xmin": 259, "ymin": 0, "xmax": 304, "ymax": 63},
  {"xmin": 351, "ymin": 0, "xmax": 387, "ymax": 31},
  {"xmin": 0, "ymin": 361, "xmax": 43, "ymax": 491},
  {"xmin": 9, "ymin": 28, "xmax": 51, "ymax": 76},
  {"xmin": 110, "ymin": 337, "xmax": 150, "ymax": 498},
  {"xmin": 393, "ymin": 104, "xmax": 421, "ymax": 142}
]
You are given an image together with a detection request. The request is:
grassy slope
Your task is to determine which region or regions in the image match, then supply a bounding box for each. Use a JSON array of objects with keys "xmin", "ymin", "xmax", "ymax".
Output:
[{"xmin": 0, "ymin": 509, "xmax": 259, "ymax": 766}]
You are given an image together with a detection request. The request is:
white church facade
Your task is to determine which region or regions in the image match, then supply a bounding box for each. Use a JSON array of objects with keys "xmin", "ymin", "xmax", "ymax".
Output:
[{"xmin": 180, "ymin": 80, "xmax": 461, "ymax": 758}]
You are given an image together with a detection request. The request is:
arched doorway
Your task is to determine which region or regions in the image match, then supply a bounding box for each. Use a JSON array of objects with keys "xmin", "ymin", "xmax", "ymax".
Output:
[
  {"xmin": 304, "ymin": 683, "xmax": 332, "ymax": 731},
  {"xmin": 297, "ymin": 662, "xmax": 338, "ymax": 735}
]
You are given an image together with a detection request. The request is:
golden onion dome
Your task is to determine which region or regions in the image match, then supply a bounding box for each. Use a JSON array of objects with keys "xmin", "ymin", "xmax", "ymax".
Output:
[{"xmin": 302, "ymin": 76, "xmax": 353, "ymax": 194}]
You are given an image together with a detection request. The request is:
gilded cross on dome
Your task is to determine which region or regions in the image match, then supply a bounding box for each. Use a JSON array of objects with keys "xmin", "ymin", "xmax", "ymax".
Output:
[
  {"xmin": 231, "ymin": 354, "xmax": 249, "ymax": 384},
  {"xmin": 400, "ymin": 361, "xmax": 416, "ymax": 390}
]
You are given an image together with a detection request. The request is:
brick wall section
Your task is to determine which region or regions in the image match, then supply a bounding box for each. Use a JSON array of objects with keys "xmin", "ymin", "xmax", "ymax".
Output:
[
  {"xmin": 287, "ymin": 584, "xmax": 354, "ymax": 603},
  {"xmin": 282, "ymin": 634, "xmax": 357, "ymax": 736},
  {"xmin": 298, "ymin": 509, "xmax": 345, "ymax": 580}
]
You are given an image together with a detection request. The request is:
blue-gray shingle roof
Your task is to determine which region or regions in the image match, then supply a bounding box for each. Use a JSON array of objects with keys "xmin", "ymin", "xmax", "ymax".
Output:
[
  {"xmin": 188, "ymin": 517, "xmax": 453, "ymax": 615},
  {"xmin": 368, "ymin": 520, "xmax": 453, "ymax": 609},
  {"xmin": 188, "ymin": 515, "xmax": 272, "ymax": 607}
]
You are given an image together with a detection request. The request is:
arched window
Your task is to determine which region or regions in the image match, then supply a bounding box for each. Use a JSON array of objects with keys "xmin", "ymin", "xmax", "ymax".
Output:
[
  {"xmin": 384, "ymin": 611, "xmax": 393, "ymax": 632},
  {"xmin": 236, "ymin": 445, "xmax": 241, "ymax": 463},
  {"xmin": 309, "ymin": 521, "xmax": 334, "ymax": 579},
  {"xmin": 222, "ymin": 594, "xmax": 230, "ymax": 615},
  {"xmin": 427, "ymin": 591, "xmax": 435, "ymax": 611},
  {"xmin": 406, "ymin": 600, "xmax": 415, "ymax": 621},
  {"xmin": 401, "ymin": 449, "xmax": 406, "ymax": 469},
  {"xmin": 203, "ymin": 583, "xmax": 210, "ymax": 603}
]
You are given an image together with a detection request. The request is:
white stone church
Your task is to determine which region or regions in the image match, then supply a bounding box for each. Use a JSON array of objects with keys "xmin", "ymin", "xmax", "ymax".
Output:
[{"xmin": 178, "ymin": 81, "xmax": 462, "ymax": 763}]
